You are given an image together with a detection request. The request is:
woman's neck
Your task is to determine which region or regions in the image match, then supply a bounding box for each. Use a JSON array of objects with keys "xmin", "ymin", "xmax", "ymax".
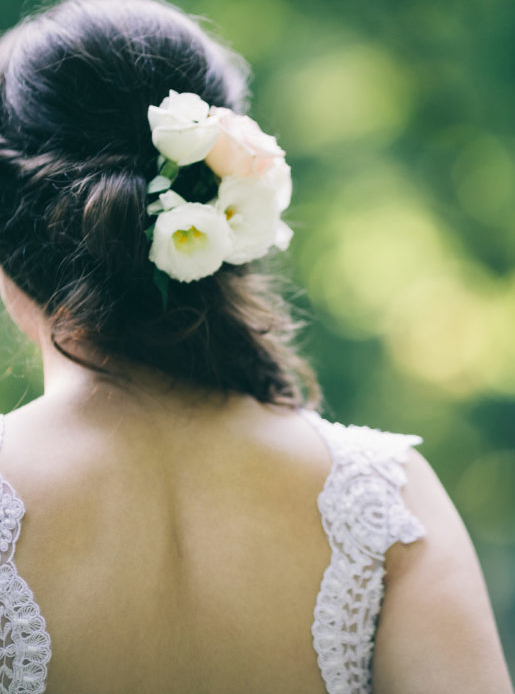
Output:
[
  {"xmin": 38, "ymin": 331, "xmax": 235, "ymax": 421},
  {"xmin": 0, "ymin": 268, "xmax": 232, "ymax": 412}
]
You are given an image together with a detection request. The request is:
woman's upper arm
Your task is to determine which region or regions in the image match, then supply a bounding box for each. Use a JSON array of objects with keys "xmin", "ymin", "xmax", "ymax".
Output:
[{"xmin": 372, "ymin": 449, "xmax": 514, "ymax": 694}]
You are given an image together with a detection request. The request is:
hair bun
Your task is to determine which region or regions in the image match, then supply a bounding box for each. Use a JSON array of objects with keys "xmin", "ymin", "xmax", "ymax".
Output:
[
  {"xmin": 0, "ymin": 0, "xmax": 319, "ymax": 408},
  {"xmin": 80, "ymin": 170, "xmax": 148, "ymax": 273}
]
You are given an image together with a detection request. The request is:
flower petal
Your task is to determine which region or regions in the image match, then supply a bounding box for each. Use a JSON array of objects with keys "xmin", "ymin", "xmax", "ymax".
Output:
[
  {"xmin": 206, "ymin": 108, "xmax": 285, "ymax": 178},
  {"xmin": 149, "ymin": 203, "xmax": 232, "ymax": 282},
  {"xmin": 216, "ymin": 176, "xmax": 281, "ymax": 264},
  {"xmin": 152, "ymin": 122, "xmax": 220, "ymax": 166},
  {"xmin": 262, "ymin": 158, "xmax": 292, "ymax": 212},
  {"xmin": 166, "ymin": 90, "xmax": 210, "ymax": 122},
  {"xmin": 149, "ymin": 91, "xmax": 221, "ymax": 165},
  {"xmin": 274, "ymin": 220, "xmax": 293, "ymax": 251}
]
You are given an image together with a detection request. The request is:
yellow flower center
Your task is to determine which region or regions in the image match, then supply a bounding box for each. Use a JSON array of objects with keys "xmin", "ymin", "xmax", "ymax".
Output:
[
  {"xmin": 225, "ymin": 206, "xmax": 236, "ymax": 221},
  {"xmin": 172, "ymin": 226, "xmax": 207, "ymax": 252}
]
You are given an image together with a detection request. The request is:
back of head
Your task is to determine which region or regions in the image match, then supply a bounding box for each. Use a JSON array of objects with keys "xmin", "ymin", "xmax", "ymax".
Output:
[{"xmin": 0, "ymin": 0, "xmax": 318, "ymax": 406}]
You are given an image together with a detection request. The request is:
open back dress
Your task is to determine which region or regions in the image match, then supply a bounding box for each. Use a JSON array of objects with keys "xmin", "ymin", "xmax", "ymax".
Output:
[{"xmin": 0, "ymin": 410, "xmax": 425, "ymax": 694}]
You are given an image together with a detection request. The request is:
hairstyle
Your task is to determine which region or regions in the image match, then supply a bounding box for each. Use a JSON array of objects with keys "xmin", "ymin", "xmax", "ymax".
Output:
[{"xmin": 0, "ymin": 0, "xmax": 320, "ymax": 407}]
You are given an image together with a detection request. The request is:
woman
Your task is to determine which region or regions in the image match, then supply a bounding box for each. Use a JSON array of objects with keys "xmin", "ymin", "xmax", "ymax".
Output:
[{"xmin": 0, "ymin": 1, "xmax": 512, "ymax": 692}]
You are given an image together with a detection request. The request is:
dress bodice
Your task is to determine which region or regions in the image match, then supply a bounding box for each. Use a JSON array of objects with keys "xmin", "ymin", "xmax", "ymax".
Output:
[
  {"xmin": 0, "ymin": 411, "xmax": 424, "ymax": 693},
  {"xmin": 302, "ymin": 410, "xmax": 425, "ymax": 693},
  {"xmin": 0, "ymin": 416, "xmax": 51, "ymax": 694}
]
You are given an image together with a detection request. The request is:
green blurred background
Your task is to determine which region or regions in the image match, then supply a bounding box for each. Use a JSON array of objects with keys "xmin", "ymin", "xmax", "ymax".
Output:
[{"xmin": 1, "ymin": 0, "xmax": 514, "ymax": 677}]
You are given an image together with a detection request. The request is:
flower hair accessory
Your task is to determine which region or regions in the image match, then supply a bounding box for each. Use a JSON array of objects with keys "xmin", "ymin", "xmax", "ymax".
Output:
[{"xmin": 145, "ymin": 90, "xmax": 293, "ymax": 305}]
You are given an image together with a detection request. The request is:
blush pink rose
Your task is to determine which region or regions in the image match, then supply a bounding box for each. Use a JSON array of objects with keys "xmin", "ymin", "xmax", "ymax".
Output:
[{"xmin": 205, "ymin": 107, "xmax": 285, "ymax": 178}]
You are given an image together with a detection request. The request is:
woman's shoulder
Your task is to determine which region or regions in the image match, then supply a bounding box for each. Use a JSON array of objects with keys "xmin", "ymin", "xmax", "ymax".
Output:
[
  {"xmin": 0, "ymin": 396, "xmax": 104, "ymax": 496},
  {"xmin": 0, "ymin": 395, "xmax": 332, "ymax": 507},
  {"xmin": 301, "ymin": 409, "xmax": 427, "ymax": 555},
  {"xmin": 0, "ymin": 396, "xmax": 424, "ymax": 504},
  {"xmin": 300, "ymin": 411, "xmax": 513, "ymax": 693},
  {"xmin": 0, "ymin": 393, "xmax": 432, "ymax": 541},
  {"xmin": 301, "ymin": 409, "xmax": 423, "ymax": 478},
  {"xmin": 372, "ymin": 447, "xmax": 514, "ymax": 694}
]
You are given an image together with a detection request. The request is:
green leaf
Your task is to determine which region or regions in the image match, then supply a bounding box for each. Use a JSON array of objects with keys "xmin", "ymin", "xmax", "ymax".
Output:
[
  {"xmin": 160, "ymin": 159, "xmax": 179, "ymax": 182},
  {"xmin": 157, "ymin": 154, "xmax": 166, "ymax": 170},
  {"xmin": 153, "ymin": 267, "xmax": 169, "ymax": 310},
  {"xmin": 146, "ymin": 200, "xmax": 164, "ymax": 216},
  {"xmin": 144, "ymin": 224, "xmax": 155, "ymax": 242},
  {"xmin": 147, "ymin": 175, "xmax": 171, "ymax": 194}
]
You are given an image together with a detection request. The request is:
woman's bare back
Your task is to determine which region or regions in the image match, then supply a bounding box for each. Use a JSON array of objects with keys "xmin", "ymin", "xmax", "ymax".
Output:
[
  {"xmin": 1, "ymin": 386, "xmax": 333, "ymax": 694},
  {"xmin": 1, "ymin": 377, "xmax": 512, "ymax": 694}
]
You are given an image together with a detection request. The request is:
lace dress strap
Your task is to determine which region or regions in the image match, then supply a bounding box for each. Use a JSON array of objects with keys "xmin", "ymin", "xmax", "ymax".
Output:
[
  {"xmin": 302, "ymin": 410, "xmax": 425, "ymax": 694},
  {"xmin": 0, "ymin": 415, "xmax": 51, "ymax": 694}
]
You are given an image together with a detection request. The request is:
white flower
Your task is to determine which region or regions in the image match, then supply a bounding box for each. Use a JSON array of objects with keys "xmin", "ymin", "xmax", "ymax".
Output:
[
  {"xmin": 205, "ymin": 107, "xmax": 285, "ymax": 178},
  {"xmin": 216, "ymin": 176, "xmax": 288, "ymax": 264},
  {"xmin": 149, "ymin": 203, "xmax": 232, "ymax": 282},
  {"xmin": 145, "ymin": 94, "xmax": 295, "ymax": 281},
  {"xmin": 275, "ymin": 221, "xmax": 294, "ymax": 251},
  {"xmin": 148, "ymin": 90, "xmax": 221, "ymax": 166},
  {"xmin": 261, "ymin": 157, "xmax": 292, "ymax": 212}
]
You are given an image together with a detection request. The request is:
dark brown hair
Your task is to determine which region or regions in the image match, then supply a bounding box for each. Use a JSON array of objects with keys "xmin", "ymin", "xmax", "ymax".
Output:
[{"xmin": 0, "ymin": 0, "xmax": 320, "ymax": 407}]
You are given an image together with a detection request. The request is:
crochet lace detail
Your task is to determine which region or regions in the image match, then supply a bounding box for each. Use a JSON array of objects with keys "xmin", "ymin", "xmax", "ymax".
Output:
[
  {"xmin": 303, "ymin": 411, "xmax": 425, "ymax": 694},
  {"xmin": 0, "ymin": 416, "xmax": 51, "ymax": 694},
  {"xmin": 0, "ymin": 408, "xmax": 424, "ymax": 694}
]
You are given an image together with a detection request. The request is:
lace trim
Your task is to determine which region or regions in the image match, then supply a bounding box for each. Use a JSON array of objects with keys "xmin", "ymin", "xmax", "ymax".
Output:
[
  {"xmin": 0, "ymin": 415, "xmax": 51, "ymax": 694},
  {"xmin": 302, "ymin": 411, "xmax": 425, "ymax": 694}
]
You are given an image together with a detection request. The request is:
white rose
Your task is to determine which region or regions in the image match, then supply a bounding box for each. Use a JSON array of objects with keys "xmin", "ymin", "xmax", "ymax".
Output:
[
  {"xmin": 148, "ymin": 90, "xmax": 221, "ymax": 166},
  {"xmin": 216, "ymin": 176, "xmax": 286, "ymax": 264},
  {"xmin": 205, "ymin": 108, "xmax": 285, "ymax": 178},
  {"xmin": 149, "ymin": 203, "xmax": 232, "ymax": 282}
]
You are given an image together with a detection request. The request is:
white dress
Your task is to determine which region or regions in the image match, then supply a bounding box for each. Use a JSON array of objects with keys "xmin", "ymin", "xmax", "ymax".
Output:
[{"xmin": 0, "ymin": 410, "xmax": 425, "ymax": 693}]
